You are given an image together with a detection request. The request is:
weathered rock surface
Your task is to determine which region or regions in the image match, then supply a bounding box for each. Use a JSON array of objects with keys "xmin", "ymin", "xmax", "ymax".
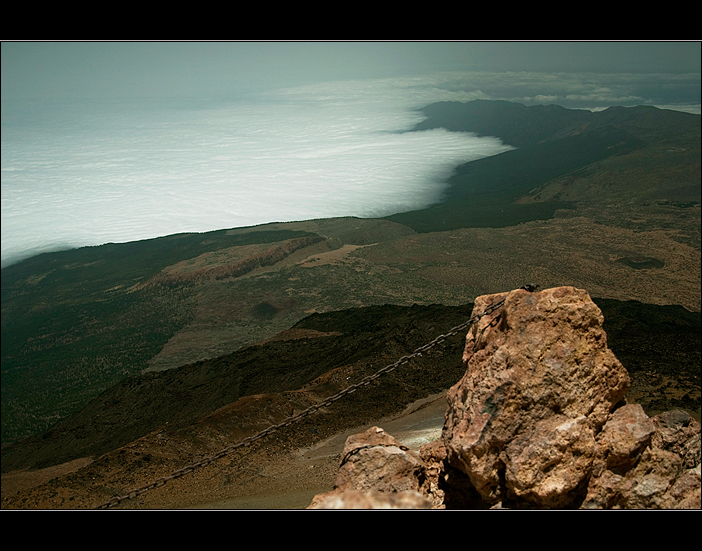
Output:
[
  {"xmin": 308, "ymin": 488, "xmax": 432, "ymax": 509},
  {"xmin": 443, "ymin": 286, "xmax": 631, "ymax": 506},
  {"xmin": 308, "ymin": 286, "xmax": 701, "ymax": 509},
  {"xmin": 583, "ymin": 407, "xmax": 701, "ymax": 509},
  {"xmin": 307, "ymin": 427, "xmax": 433, "ymax": 509}
]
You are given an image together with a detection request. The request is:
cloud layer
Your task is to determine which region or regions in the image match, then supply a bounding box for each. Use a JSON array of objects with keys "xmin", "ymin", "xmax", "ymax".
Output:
[
  {"xmin": 2, "ymin": 70, "xmax": 699, "ymax": 267},
  {"xmin": 1, "ymin": 77, "xmax": 511, "ymax": 267},
  {"xmin": 430, "ymin": 71, "xmax": 701, "ymax": 111}
]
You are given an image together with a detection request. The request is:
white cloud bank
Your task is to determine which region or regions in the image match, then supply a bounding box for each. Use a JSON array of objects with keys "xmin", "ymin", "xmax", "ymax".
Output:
[
  {"xmin": 1, "ymin": 76, "xmax": 510, "ymax": 267},
  {"xmin": 3, "ymin": 69, "xmax": 699, "ymax": 268}
]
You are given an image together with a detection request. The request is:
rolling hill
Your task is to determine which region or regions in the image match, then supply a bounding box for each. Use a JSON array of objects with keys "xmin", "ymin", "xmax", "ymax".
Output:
[{"xmin": 387, "ymin": 100, "xmax": 700, "ymax": 236}]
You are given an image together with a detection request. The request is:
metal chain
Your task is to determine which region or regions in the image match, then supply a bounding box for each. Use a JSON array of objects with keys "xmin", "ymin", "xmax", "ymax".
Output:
[{"xmin": 95, "ymin": 292, "xmax": 516, "ymax": 509}]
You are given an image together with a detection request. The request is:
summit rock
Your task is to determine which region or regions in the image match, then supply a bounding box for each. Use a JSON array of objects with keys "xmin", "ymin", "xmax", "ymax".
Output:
[
  {"xmin": 444, "ymin": 286, "xmax": 630, "ymax": 506},
  {"xmin": 309, "ymin": 286, "xmax": 700, "ymax": 509}
]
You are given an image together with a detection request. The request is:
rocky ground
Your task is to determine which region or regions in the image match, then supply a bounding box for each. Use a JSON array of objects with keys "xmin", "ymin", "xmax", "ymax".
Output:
[
  {"xmin": 1, "ymin": 290, "xmax": 699, "ymax": 509},
  {"xmin": 0, "ymin": 391, "xmax": 450, "ymax": 509},
  {"xmin": 181, "ymin": 392, "xmax": 449, "ymax": 509},
  {"xmin": 308, "ymin": 288, "xmax": 701, "ymax": 509}
]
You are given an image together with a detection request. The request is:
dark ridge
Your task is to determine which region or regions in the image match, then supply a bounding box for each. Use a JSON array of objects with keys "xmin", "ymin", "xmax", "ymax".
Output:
[
  {"xmin": 2, "ymin": 299, "xmax": 699, "ymax": 473},
  {"xmin": 387, "ymin": 100, "xmax": 699, "ymax": 233},
  {"xmin": 1, "ymin": 228, "xmax": 320, "ymax": 443},
  {"xmin": 412, "ymin": 100, "xmax": 594, "ymax": 148}
]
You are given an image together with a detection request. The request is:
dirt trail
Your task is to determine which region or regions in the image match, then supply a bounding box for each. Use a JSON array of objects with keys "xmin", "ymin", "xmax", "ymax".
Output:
[
  {"xmin": 1, "ymin": 457, "xmax": 94, "ymax": 500},
  {"xmin": 184, "ymin": 392, "xmax": 449, "ymax": 509}
]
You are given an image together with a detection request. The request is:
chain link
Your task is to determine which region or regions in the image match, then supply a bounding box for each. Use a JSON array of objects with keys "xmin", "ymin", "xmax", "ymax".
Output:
[{"xmin": 96, "ymin": 293, "xmax": 514, "ymax": 509}]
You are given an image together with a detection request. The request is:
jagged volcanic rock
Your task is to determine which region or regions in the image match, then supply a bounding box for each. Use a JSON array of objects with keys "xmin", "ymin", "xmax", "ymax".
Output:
[
  {"xmin": 307, "ymin": 426, "xmax": 432, "ymax": 509},
  {"xmin": 309, "ymin": 286, "xmax": 700, "ymax": 509},
  {"xmin": 444, "ymin": 286, "xmax": 630, "ymax": 505}
]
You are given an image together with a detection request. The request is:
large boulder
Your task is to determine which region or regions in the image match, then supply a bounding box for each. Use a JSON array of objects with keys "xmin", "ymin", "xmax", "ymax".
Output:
[{"xmin": 443, "ymin": 286, "xmax": 630, "ymax": 506}]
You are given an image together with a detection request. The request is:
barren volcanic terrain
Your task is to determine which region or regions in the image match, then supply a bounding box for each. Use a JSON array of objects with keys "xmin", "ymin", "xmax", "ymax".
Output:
[{"xmin": 1, "ymin": 296, "xmax": 699, "ymax": 509}]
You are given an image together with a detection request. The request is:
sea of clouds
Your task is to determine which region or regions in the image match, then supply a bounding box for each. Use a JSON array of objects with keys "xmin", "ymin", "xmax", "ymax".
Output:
[
  {"xmin": 1, "ymin": 76, "xmax": 516, "ymax": 268},
  {"xmin": 2, "ymin": 71, "xmax": 699, "ymax": 268}
]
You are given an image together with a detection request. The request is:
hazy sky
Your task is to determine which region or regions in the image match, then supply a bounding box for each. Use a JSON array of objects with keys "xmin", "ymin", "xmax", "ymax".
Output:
[{"xmin": 3, "ymin": 41, "xmax": 700, "ymax": 101}]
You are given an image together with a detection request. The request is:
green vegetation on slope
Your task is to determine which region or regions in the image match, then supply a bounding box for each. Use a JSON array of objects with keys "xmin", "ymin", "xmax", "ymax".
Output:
[
  {"xmin": 3, "ymin": 100, "xmax": 699, "ymax": 451},
  {"xmin": 1, "ymin": 228, "xmax": 317, "ymax": 442},
  {"xmin": 386, "ymin": 101, "xmax": 699, "ymax": 233}
]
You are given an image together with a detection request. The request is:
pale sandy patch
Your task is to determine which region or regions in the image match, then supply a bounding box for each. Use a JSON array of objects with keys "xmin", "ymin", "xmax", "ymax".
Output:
[{"xmin": 299, "ymin": 243, "xmax": 376, "ymax": 268}]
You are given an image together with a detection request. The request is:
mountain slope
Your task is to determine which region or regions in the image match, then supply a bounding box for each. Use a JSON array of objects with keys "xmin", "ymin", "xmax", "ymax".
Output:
[
  {"xmin": 2, "ymin": 100, "xmax": 699, "ymax": 454},
  {"xmin": 387, "ymin": 101, "xmax": 700, "ymax": 234},
  {"xmin": 1, "ymin": 297, "xmax": 699, "ymax": 509},
  {"xmin": 0, "ymin": 228, "xmax": 324, "ymax": 442},
  {"xmin": 1, "ymin": 303, "xmax": 475, "ymax": 472}
]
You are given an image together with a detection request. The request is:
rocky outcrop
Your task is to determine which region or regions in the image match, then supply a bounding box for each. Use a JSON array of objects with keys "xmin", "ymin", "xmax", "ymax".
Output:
[
  {"xmin": 308, "ymin": 286, "xmax": 700, "ymax": 509},
  {"xmin": 307, "ymin": 427, "xmax": 433, "ymax": 509},
  {"xmin": 582, "ymin": 407, "xmax": 701, "ymax": 509},
  {"xmin": 142, "ymin": 235, "xmax": 325, "ymax": 287}
]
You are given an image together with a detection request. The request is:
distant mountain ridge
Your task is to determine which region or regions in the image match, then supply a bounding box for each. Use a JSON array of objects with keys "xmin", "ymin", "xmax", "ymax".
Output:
[
  {"xmin": 388, "ymin": 100, "xmax": 700, "ymax": 233},
  {"xmin": 413, "ymin": 100, "xmax": 699, "ymax": 148},
  {"xmin": 413, "ymin": 100, "xmax": 598, "ymax": 147}
]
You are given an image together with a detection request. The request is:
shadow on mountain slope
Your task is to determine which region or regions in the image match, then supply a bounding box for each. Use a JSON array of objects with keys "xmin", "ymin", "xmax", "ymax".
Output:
[{"xmin": 2, "ymin": 298, "xmax": 699, "ymax": 478}]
